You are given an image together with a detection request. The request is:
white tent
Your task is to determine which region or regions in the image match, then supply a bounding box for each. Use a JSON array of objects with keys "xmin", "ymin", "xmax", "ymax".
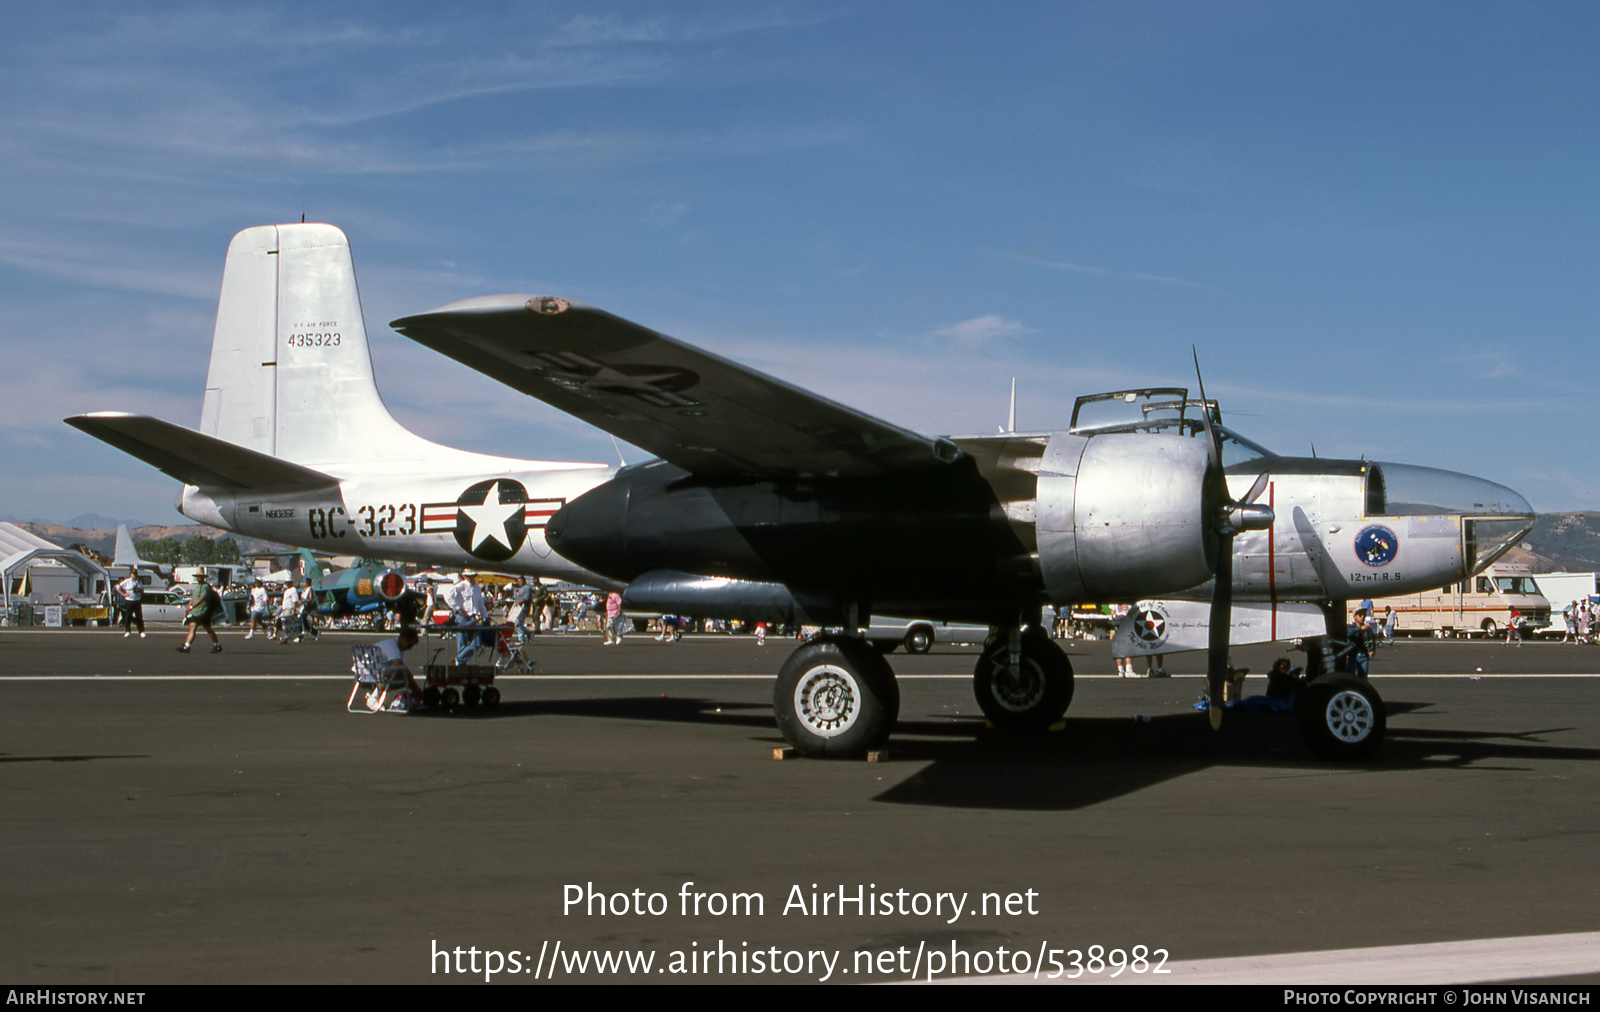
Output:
[{"xmin": 0, "ymin": 522, "xmax": 109, "ymax": 618}]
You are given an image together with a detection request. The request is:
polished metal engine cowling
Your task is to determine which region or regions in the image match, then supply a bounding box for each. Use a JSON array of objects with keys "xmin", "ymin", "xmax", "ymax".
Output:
[{"xmin": 1036, "ymin": 431, "xmax": 1213, "ymax": 603}]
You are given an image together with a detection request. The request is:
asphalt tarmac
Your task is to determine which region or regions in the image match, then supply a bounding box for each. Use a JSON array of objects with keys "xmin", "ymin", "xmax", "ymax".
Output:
[{"xmin": 4, "ymin": 628, "xmax": 1600, "ymax": 984}]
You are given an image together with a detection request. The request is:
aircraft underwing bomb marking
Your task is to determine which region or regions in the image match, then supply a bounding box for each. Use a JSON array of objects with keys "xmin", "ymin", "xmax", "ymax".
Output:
[{"xmin": 66, "ymin": 222, "xmax": 1539, "ymax": 762}]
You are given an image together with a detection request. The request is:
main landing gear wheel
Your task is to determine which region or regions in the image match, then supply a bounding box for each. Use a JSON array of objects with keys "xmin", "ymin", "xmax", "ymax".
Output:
[
  {"xmin": 973, "ymin": 627, "xmax": 1074, "ymax": 732},
  {"xmin": 1297, "ymin": 675, "xmax": 1385, "ymax": 759},
  {"xmin": 774, "ymin": 636, "xmax": 899, "ymax": 759}
]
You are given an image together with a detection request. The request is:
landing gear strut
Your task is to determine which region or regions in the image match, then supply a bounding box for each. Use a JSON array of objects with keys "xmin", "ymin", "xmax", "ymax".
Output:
[
  {"xmin": 1297, "ymin": 618, "xmax": 1386, "ymax": 758},
  {"xmin": 972, "ymin": 626, "xmax": 1074, "ymax": 731},
  {"xmin": 773, "ymin": 636, "xmax": 900, "ymax": 758}
]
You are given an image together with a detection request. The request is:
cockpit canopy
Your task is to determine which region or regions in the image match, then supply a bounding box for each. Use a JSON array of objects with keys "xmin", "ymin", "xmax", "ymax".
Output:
[{"xmin": 1070, "ymin": 387, "xmax": 1273, "ymax": 466}]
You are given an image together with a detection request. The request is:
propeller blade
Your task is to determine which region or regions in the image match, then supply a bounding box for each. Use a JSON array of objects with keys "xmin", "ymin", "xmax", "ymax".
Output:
[
  {"xmin": 1206, "ymin": 533, "xmax": 1233, "ymax": 730},
  {"xmin": 1242, "ymin": 470, "xmax": 1270, "ymax": 505},
  {"xmin": 1191, "ymin": 347, "xmax": 1224, "ymax": 473}
]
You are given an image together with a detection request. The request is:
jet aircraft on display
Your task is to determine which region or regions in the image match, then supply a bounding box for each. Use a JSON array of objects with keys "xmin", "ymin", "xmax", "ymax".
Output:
[
  {"xmin": 293, "ymin": 550, "xmax": 419, "ymax": 626},
  {"xmin": 68, "ymin": 224, "xmax": 1536, "ymax": 759}
]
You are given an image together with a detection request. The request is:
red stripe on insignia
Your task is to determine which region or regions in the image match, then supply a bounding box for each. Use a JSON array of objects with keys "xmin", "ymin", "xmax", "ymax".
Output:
[
  {"xmin": 522, "ymin": 500, "xmax": 563, "ymax": 527},
  {"xmin": 420, "ymin": 503, "xmax": 457, "ymax": 533}
]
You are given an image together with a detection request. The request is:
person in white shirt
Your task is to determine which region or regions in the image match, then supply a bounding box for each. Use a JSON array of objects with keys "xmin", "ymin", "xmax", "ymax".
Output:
[
  {"xmin": 452, "ymin": 572, "xmax": 489, "ymax": 664},
  {"xmin": 375, "ymin": 626, "xmax": 423, "ymax": 697},
  {"xmin": 245, "ymin": 580, "xmax": 270, "ymax": 639},
  {"xmin": 278, "ymin": 583, "xmax": 301, "ymax": 642},
  {"xmin": 115, "ymin": 569, "xmax": 145, "ymax": 638}
]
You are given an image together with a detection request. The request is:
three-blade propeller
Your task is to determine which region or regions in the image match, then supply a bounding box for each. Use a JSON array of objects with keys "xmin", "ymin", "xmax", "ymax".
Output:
[{"xmin": 1192, "ymin": 351, "xmax": 1274, "ymax": 729}]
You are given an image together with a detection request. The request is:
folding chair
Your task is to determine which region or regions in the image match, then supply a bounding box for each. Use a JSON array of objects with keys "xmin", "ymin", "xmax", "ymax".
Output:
[{"xmin": 347, "ymin": 644, "xmax": 413, "ymax": 714}]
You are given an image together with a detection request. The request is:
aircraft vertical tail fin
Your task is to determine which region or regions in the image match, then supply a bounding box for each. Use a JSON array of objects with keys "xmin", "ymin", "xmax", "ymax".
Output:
[
  {"xmin": 113, "ymin": 524, "xmax": 139, "ymax": 568},
  {"xmin": 198, "ymin": 224, "xmax": 453, "ymax": 470}
]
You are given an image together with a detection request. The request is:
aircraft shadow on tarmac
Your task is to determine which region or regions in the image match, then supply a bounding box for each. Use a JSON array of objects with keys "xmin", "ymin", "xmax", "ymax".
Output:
[
  {"xmin": 414, "ymin": 697, "xmax": 1600, "ymax": 811},
  {"xmin": 872, "ymin": 706, "xmax": 1600, "ymax": 810},
  {"xmin": 0, "ymin": 753, "xmax": 149, "ymax": 765}
]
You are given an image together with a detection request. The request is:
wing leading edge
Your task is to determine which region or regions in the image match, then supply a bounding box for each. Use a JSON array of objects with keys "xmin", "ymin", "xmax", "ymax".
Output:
[{"xmin": 391, "ymin": 296, "xmax": 961, "ymax": 480}]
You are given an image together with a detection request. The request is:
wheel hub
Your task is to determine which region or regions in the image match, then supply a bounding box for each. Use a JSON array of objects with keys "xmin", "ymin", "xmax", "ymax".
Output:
[
  {"xmin": 1325, "ymin": 690, "xmax": 1374, "ymax": 742},
  {"xmin": 991, "ymin": 659, "xmax": 1045, "ymax": 712},
  {"xmin": 794, "ymin": 664, "xmax": 860, "ymax": 738}
]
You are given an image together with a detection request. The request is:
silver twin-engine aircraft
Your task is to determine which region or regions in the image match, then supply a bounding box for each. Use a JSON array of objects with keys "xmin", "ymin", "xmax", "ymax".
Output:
[{"xmin": 68, "ymin": 223, "xmax": 1536, "ymax": 759}]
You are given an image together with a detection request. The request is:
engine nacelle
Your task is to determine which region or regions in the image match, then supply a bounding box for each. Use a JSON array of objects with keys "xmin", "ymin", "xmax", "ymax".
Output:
[{"xmin": 1036, "ymin": 431, "xmax": 1212, "ymax": 603}]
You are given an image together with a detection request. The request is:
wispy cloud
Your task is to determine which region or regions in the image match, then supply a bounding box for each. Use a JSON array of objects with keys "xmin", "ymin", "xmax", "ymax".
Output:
[
  {"xmin": 548, "ymin": 10, "xmax": 840, "ymax": 48},
  {"xmin": 1, "ymin": 7, "xmax": 844, "ymax": 185},
  {"xmin": 931, "ymin": 314, "xmax": 1030, "ymax": 347},
  {"xmin": 0, "ymin": 237, "xmax": 218, "ymax": 299},
  {"xmin": 1019, "ymin": 255, "xmax": 1204, "ymax": 288},
  {"xmin": 646, "ymin": 201, "xmax": 691, "ymax": 226},
  {"xmin": 1464, "ymin": 348, "xmax": 1522, "ymax": 380}
]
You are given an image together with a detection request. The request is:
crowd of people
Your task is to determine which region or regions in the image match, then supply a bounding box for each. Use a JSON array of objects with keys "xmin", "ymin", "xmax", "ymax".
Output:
[{"xmin": 1556, "ymin": 598, "xmax": 1600, "ymax": 643}]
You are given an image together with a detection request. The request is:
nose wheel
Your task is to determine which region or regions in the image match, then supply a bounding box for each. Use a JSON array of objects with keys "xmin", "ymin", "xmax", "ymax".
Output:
[{"xmin": 1297, "ymin": 675, "xmax": 1385, "ymax": 758}]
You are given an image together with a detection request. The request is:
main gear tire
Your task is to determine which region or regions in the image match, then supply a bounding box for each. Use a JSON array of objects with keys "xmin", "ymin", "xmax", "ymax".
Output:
[
  {"xmin": 973, "ymin": 627, "xmax": 1074, "ymax": 731},
  {"xmin": 1297, "ymin": 675, "xmax": 1385, "ymax": 759},
  {"xmin": 774, "ymin": 637, "xmax": 899, "ymax": 759}
]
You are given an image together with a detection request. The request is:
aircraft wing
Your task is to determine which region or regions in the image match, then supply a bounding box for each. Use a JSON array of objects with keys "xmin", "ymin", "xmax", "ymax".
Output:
[
  {"xmin": 66, "ymin": 413, "xmax": 336, "ymax": 491},
  {"xmin": 391, "ymin": 296, "xmax": 961, "ymax": 479}
]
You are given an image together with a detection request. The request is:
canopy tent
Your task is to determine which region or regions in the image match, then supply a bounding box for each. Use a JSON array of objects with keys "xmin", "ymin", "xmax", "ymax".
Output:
[{"xmin": 0, "ymin": 523, "xmax": 109, "ymax": 615}]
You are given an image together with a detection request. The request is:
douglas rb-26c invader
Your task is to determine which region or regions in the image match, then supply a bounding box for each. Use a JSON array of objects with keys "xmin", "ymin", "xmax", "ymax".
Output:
[{"xmin": 69, "ymin": 224, "xmax": 1535, "ymax": 758}]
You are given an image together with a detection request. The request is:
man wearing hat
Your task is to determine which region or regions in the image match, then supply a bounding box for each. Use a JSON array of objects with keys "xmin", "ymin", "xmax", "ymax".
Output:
[{"xmin": 178, "ymin": 572, "xmax": 223, "ymax": 654}]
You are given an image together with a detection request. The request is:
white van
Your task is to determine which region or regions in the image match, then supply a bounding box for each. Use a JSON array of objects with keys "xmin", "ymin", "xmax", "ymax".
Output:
[
  {"xmin": 1531, "ymin": 572, "xmax": 1599, "ymax": 638},
  {"xmin": 1353, "ymin": 562, "xmax": 1550, "ymax": 638}
]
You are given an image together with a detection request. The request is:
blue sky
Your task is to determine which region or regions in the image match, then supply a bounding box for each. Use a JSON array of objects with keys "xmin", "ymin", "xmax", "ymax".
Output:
[{"xmin": 3, "ymin": 2, "xmax": 1598, "ymax": 523}]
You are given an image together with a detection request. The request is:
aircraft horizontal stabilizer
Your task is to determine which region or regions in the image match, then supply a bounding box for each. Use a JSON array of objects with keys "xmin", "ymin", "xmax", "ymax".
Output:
[
  {"xmin": 392, "ymin": 296, "xmax": 962, "ymax": 480},
  {"xmin": 65, "ymin": 413, "xmax": 336, "ymax": 492}
]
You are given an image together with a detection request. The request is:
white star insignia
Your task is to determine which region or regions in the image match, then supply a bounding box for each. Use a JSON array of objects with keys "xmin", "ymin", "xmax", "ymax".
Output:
[{"xmin": 459, "ymin": 481, "xmax": 523, "ymax": 551}]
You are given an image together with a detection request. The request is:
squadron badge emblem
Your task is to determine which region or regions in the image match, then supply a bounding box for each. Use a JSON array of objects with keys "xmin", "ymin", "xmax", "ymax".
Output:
[{"xmin": 1354, "ymin": 524, "xmax": 1399, "ymax": 568}]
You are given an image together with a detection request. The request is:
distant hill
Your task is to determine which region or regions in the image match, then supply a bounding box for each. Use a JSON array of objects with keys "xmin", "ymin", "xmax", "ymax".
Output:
[
  {"xmin": 1502, "ymin": 512, "xmax": 1600, "ymax": 573},
  {"xmin": 65, "ymin": 512, "xmax": 144, "ymax": 530},
  {"xmin": 11, "ymin": 522, "xmax": 294, "ymax": 560}
]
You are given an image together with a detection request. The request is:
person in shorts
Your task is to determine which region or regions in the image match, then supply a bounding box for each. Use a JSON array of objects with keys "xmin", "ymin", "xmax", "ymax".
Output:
[
  {"xmin": 245, "ymin": 579, "xmax": 270, "ymax": 639},
  {"xmin": 179, "ymin": 572, "xmax": 223, "ymax": 654}
]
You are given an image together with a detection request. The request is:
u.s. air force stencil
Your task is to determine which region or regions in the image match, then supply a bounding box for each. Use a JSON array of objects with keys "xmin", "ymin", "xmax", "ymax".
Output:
[{"xmin": 420, "ymin": 479, "xmax": 564, "ymax": 563}]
